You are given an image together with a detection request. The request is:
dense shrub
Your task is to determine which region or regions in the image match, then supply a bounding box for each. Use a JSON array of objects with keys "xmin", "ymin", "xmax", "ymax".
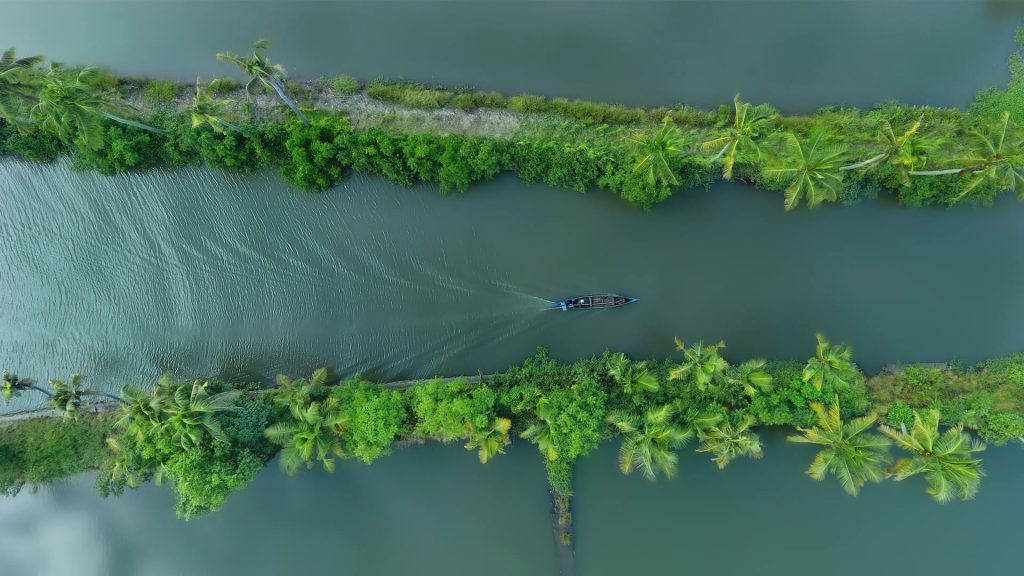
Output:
[
  {"xmin": 72, "ymin": 123, "xmax": 166, "ymax": 174},
  {"xmin": 334, "ymin": 378, "xmax": 406, "ymax": 463},
  {"xmin": 279, "ymin": 115, "xmax": 353, "ymax": 191},
  {"xmin": 408, "ymin": 378, "xmax": 499, "ymax": 442},
  {"xmin": 329, "ymin": 74, "xmax": 360, "ymax": 95},
  {"xmin": 0, "ymin": 120, "xmax": 68, "ymax": 161}
]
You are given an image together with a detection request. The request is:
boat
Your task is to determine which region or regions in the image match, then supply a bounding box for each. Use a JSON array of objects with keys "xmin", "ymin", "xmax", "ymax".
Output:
[{"xmin": 549, "ymin": 294, "xmax": 638, "ymax": 311}]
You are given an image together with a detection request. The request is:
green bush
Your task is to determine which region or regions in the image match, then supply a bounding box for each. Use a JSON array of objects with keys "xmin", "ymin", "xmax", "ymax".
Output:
[
  {"xmin": 72, "ymin": 123, "xmax": 166, "ymax": 174},
  {"xmin": 334, "ymin": 378, "xmax": 406, "ymax": 463},
  {"xmin": 887, "ymin": 402, "xmax": 915, "ymax": 428},
  {"xmin": 279, "ymin": 115, "xmax": 353, "ymax": 192},
  {"xmin": 330, "ymin": 74, "xmax": 360, "ymax": 95},
  {"xmin": 0, "ymin": 121, "xmax": 68, "ymax": 162},
  {"xmin": 408, "ymin": 378, "xmax": 498, "ymax": 442},
  {"xmin": 142, "ymin": 80, "xmax": 180, "ymax": 106},
  {"xmin": 508, "ymin": 94, "xmax": 547, "ymax": 113},
  {"xmin": 977, "ymin": 413, "xmax": 1024, "ymax": 445}
]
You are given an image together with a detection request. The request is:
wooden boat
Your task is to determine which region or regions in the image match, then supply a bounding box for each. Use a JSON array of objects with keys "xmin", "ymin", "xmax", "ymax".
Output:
[{"xmin": 549, "ymin": 294, "xmax": 637, "ymax": 311}]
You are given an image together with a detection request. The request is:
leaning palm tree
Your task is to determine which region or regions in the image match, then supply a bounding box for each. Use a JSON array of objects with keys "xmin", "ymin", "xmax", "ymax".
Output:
[
  {"xmin": 265, "ymin": 395, "xmax": 349, "ymax": 474},
  {"xmin": 787, "ymin": 397, "xmax": 891, "ymax": 496},
  {"xmin": 1, "ymin": 370, "xmax": 51, "ymax": 404},
  {"xmin": 696, "ymin": 415, "xmax": 763, "ymax": 469},
  {"xmin": 216, "ymin": 39, "xmax": 309, "ymax": 124},
  {"xmin": 909, "ymin": 112, "xmax": 1024, "ymax": 202},
  {"xmin": 521, "ymin": 396, "xmax": 559, "ymax": 461},
  {"xmin": 47, "ymin": 373, "xmax": 104, "ymax": 417},
  {"xmin": 879, "ymin": 409, "xmax": 985, "ymax": 502},
  {"xmin": 840, "ymin": 118, "xmax": 940, "ymax": 186},
  {"xmin": 669, "ymin": 338, "xmax": 729, "ymax": 392},
  {"xmin": 701, "ymin": 94, "xmax": 776, "ymax": 180},
  {"xmin": 606, "ymin": 351, "xmax": 659, "ymax": 395},
  {"xmin": 0, "ymin": 48, "xmax": 43, "ymax": 125},
  {"xmin": 30, "ymin": 64, "xmax": 166, "ymax": 149},
  {"xmin": 190, "ymin": 78, "xmax": 240, "ymax": 133},
  {"xmin": 625, "ymin": 117, "xmax": 687, "ymax": 187},
  {"xmin": 764, "ymin": 133, "xmax": 848, "ymax": 210},
  {"xmin": 606, "ymin": 404, "xmax": 693, "ymax": 481},
  {"xmin": 464, "ymin": 416, "xmax": 513, "ymax": 463},
  {"xmin": 802, "ymin": 333, "xmax": 857, "ymax": 391},
  {"xmin": 157, "ymin": 376, "xmax": 241, "ymax": 450}
]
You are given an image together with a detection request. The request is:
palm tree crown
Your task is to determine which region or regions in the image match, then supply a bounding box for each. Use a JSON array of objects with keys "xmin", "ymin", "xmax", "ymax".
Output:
[
  {"xmin": 464, "ymin": 416, "xmax": 513, "ymax": 463},
  {"xmin": 217, "ymin": 39, "xmax": 310, "ymax": 124},
  {"xmin": 626, "ymin": 118, "xmax": 687, "ymax": 188},
  {"xmin": 190, "ymin": 78, "xmax": 240, "ymax": 133},
  {"xmin": 879, "ymin": 409, "xmax": 986, "ymax": 503},
  {"xmin": 30, "ymin": 64, "xmax": 165, "ymax": 150},
  {"xmin": 787, "ymin": 397, "xmax": 891, "ymax": 495},
  {"xmin": 802, "ymin": 332, "xmax": 857, "ymax": 391},
  {"xmin": 606, "ymin": 404, "xmax": 693, "ymax": 481},
  {"xmin": 606, "ymin": 351, "xmax": 659, "ymax": 396},
  {"xmin": 764, "ymin": 133, "xmax": 848, "ymax": 210},
  {"xmin": 0, "ymin": 48, "xmax": 43, "ymax": 124},
  {"xmin": 1, "ymin": 370, "xmax": 50, "ymax": 404},
  {"xmin": 265, "ymin": 394, "xmax": 349, "ymax": 474},
  {"xmin": 521, "ymin": 396, "xmax": 559, "ymax": 461},
  {"xmin": 669, "ymin": 338, "xmax": 729, "ymax": 392},
  {"xmin": 701, "ymin": 94, "xmax": 775, "ymax": 180},
  {"xmin": 696, "ymin": 415, "xmax": 763, "ymax": 469},
  {"xmin": 152, "ymin": 375, "xmax": 241, "ymax": 450}
]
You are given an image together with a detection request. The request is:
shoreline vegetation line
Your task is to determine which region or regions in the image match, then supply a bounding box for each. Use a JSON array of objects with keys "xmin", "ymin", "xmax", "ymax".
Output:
[{"xmin": 1, "ymin": 31, "xmax": 1023, "ymax": 210}]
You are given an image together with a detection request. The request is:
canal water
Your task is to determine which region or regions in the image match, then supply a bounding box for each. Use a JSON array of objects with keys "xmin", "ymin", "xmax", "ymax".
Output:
[{"xmin": 1, "ymin": 1, "xmax": 1023, "ymax": 575}]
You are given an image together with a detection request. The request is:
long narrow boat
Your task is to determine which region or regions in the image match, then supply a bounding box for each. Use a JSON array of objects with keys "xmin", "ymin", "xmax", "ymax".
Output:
[{"xmin": 549, "ymin": 294, "xmax": 637, "ymax": 311}]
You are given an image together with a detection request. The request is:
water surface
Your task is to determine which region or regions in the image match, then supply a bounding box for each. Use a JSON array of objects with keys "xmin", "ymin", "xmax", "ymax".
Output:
[
  {"xmin": 2, "ymin": 1, "xmax": 1020, "ymax": 111},
  {"xmin": 2, "ymin": 160, "xmax": 1024, "ymax": 406}
]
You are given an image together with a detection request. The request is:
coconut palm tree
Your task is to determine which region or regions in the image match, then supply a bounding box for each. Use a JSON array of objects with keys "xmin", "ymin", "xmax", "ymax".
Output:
[
  {"xmin": 879, "ymin": 409, "xmax": 986, "ymax": 503},
  {"xmin": 606, "ymin": 404, "xmax": 693, "ymax": 481},
  {"xmin": 464, "ymin": 416, "xmax": 512, "ymax": 463},
  {"xmin": 625, "ymin": 117, "xmax": 687, "ymax": 187},
  {"xmin": 669, "ymin": 338, "xmax": 729, "ymax": 392},
  {"xmin": 115, "ymin": 384, "xmax": 165, "ymax": 442},
  {"xmin": 157, "ymin": 376, "xmax": 241, "ymax": 450},
  {"xmin": 216, "ymin": 39, "xmax": 309, "ymax": 125},
  {"xmin": 47, "ymin": 373, "xmax": 105, "ymax": 416},
  {"xmin": 29, "ymin": 64, "xmax": 166, "ymax": 150},
  {"xmin": 265, "ymin": 395, "xmax": 349, "ymax": 474},
  {"xmin": 727, "ymin": 359, "xmax": 773, "ymax": 397},
  {"xmin": 764, "ymin": 133, "xmax": 848, "ymax": 210},
  {"xmin": 606, "ymin": 351, "xmax": 659, "ymax": 395},
  {"xmin": 1, "ymin": 370, "xmax": 52, "ymax": 404},
  {"xmin": 787, "ymin": 397, "xmax": 891, "ymax": 496},
  {"xmin": 908, "ymin": 112, "xmax": 1024, "ymax": 201},
  {"xmin": 190, "ymin": 78, "xmax": 240, "ymax": 133},
  {"xmin": 521, "ymin": 396, "xmax": 559, "ymax": 461},
  {"xmin": 0, "ymin": 48, "xmax": 43, "ymax": 125},
  {"xmin": 802, "ymin": 333, "xmax": 857, "ymax": 391},
  {"xmin": 701, "ymin": 94, "xmax": 776, "ymax": 180},
  {"xmin": 840, "ymin": 118, "xmax": 940, "ymax": 186},
  {"xmin": 696, "ymin": 415, "xmax": 763, "ymax": 469}
]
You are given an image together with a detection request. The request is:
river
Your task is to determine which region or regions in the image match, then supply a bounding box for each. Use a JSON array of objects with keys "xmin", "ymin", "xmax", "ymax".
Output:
[{"xmin": 1, "ymin": 1, "xmax": 1023, "ymax": 575}]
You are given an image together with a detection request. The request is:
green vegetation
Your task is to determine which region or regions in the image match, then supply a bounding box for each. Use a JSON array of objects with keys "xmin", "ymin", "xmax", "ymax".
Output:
[
  {"xmin": 3, "ymin": 30, "xmax": 1024, "ymax": 209},
  {"xmin": 3, "ymin": 334, "xmax": 1021, "ymax": 525}
]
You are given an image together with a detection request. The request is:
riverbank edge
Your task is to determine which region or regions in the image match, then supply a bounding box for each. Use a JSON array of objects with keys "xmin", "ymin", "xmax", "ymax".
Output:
[{"xmin": 2, "ymin": 29, "xmax": 1023, "ymax": 209}]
